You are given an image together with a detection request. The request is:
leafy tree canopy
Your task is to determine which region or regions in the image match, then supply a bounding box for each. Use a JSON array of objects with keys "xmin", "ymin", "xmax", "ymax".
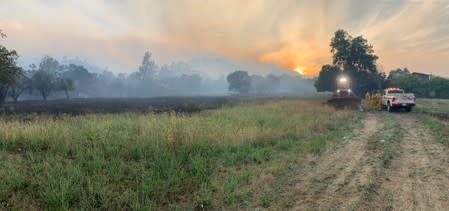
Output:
[
  {"xmin": 331, "ymin": 29, "xmax": 378, "ymax": 73},
  {"xmin": 39, "ymin": 56, "xmax": 60, "ymax": 74},
  {"xmin": 316, "ymin": 29, "xmax": 383, "ymax": 95},
  {"xmin": 227, "ymin": 70, "xmax": 251, "ymax": 94},
  {"xmin": 0, "ymin": 30, "xmax": 23, "ymax": 104},
  {"xmin": 314, "ymin": 65, "xmax": 340, "ymax": 92},
  {"xmin": 136, "ymin": 51, "xmax": 156, "ymax": 81},
  {"xmin": 386, "ymin": 68, "xmax": 449, "ymax": 99},
  {"xmin": 32, "ymin": 69, "xmax": 55, "ymax": 100}
]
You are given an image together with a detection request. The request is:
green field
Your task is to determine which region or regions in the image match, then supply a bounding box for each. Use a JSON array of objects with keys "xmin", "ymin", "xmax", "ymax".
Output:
[
  {"xmin": 0, "ymin": 99, "xmax": 360, "ymax": 210},
  {"xmin": 415, "ymin": 98, "xmax": 449, "ymax": 114}
]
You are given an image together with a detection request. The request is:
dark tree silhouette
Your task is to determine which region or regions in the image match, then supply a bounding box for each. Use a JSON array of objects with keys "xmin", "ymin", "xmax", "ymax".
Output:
[
  {"xmin": 314, "ymin": 65, "xmax": 340, "ymax": 92},
  {"xmin": 56, "ymin": 78, "xmax": 74, "ymax": 99},
  {"xmin": 316, "ymin": 29, "xmax": 384, "ymax": 95},
  {"xmin": 136, "ymin": 51, "xmax": 156, "ymax": 81},
  {"xmin": 0, "ymin": 31, "xmax": 23, "ymax": 104},
  {"xmin": 32, "ymin": 69, "xmax": 55, "ymax": 100},
  {"xmin": 8, "ymin": 72, "xmax": 31, "ymax": 102},
  {"xmin": 227, "ymin": 70, "xmax": 251, "ymax": 94}
]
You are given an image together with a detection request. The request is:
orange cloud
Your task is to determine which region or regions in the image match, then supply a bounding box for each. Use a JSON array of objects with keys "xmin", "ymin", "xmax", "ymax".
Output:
[
  {"xmin": 2, "ymin": 0, "xmax": 449, "ymax": 77},
  {"xmin": 259, "ymin": 45, "xmax": 331, "ymax": 76}
]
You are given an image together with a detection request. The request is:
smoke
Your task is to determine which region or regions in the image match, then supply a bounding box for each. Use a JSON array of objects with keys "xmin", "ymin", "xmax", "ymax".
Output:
[
  {"xmin": 14, "ymin": 54, "xmax": 316, "ymax": 101},
  {"xmin": 2, "ymin": 0, "xmax": 449, "ymax": 77}
]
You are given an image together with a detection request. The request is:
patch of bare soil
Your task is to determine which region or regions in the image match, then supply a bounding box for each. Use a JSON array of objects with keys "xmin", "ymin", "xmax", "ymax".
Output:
[
  {"xmin": 270, "ymin": 114, "xmax": 383, "ymax": 210},
  {"xmin": 373, "ymin": 114, "xmax": 449, "ymax": 210}
]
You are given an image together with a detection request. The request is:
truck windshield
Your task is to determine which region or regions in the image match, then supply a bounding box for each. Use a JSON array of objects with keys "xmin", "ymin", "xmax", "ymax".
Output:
[{"xmin": 389, "ymin": 90, "xmax": 404, "ymax": 94}]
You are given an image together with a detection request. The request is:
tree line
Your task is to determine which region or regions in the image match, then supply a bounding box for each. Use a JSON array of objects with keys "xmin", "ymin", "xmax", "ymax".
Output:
[
  {"xmin": 0, "ymin": 50, "xmax": 210, "ymax": 103},
  {"xmin": 0, "ymin": 30, "xmax": 315, "ymax": 105},
  {"xmin": 226, "ymin": 70, "xmax": 314, "ymax": 95},
  {"xmin": 386, "ymin": 68, "xmax": 449, "ymax": 99},
  {"xmin": 314, "ymin": 29, "xmax": 449, "ymax": 99},
  {"xmin": 0, "ymin": 29, "xmax": 220, "ymax": 104}
]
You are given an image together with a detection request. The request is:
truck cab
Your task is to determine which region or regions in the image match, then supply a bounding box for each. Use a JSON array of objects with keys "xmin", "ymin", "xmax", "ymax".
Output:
[{"xmin": 382, "ymin": 88, "xmax": 416, "ymax": 112}]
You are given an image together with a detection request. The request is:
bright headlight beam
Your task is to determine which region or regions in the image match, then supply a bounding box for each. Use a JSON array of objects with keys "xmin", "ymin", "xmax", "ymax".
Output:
[{"xmin": 339, "ymin": 77, "xmax": 348, "ymax": 83}]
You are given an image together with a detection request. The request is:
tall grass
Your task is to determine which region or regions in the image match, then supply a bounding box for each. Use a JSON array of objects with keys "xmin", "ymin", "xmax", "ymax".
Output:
[
  {"xmin": 415, "ymin": 98, "xmax": 449, "ymax": 114},
  {"xmin": 419, "ymin": 115, "xmax": 449, "ymax": 145},
  {"xmin": 0, "ymin": 100, "xmax": 360, "ymax": 209}
]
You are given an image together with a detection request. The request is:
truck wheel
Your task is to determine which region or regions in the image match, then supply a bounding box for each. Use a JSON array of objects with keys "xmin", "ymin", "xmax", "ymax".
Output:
[
  {"xmin": 405, "ymin": 106, "xmax": 412, "ymax": 112},
  {"xmin": 387, "ymin": 102, "xmax": 393, "ymax": 112}
]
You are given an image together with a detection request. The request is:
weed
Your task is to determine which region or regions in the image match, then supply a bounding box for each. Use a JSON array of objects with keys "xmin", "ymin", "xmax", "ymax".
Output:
[
  {"xmin": 379, "ymin": 149, "xmax": 395, "ymax": 168},
  {"xmin": 361, "ymin": 178, "xmax": 376, "ymax": 198},
  {"xmin": 261, "ymin": 192, "xmax": 272, "ymax": 208}
]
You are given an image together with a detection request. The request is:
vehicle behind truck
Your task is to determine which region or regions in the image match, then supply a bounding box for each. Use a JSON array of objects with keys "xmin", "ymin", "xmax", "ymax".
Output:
[{"xmin": 382, "ymin": 88, "xmax": 416, "ymax": 112}]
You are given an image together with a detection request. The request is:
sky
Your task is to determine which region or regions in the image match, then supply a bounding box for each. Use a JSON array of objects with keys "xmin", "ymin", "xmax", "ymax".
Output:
[{"xmin": 1, "ymin": 0, "xmax": 449, "ymax": 77}]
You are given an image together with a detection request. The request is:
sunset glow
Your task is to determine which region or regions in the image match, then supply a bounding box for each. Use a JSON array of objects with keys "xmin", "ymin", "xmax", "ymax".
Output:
[
  {"xmin": 294, "ymin": 67, "xmax": 305, "ymax": 75},
  {"xmin": 1, "ymin": 1, "xmax": 449, "ymax": 77}
]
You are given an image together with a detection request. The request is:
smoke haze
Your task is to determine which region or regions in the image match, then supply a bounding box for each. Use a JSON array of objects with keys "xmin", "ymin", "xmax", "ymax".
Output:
[{"xmin": 2, "ymin": 0, "xmax": 449, "ymax": 77}]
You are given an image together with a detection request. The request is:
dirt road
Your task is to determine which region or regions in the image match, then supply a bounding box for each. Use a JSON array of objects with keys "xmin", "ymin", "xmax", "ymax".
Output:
[
  {"xmin": 374, "ymin": 115, "xmax": 449, "ymax": 210},
  {"xmin": 276, "ymin": 113, "xmax": 449, "ymax": 210}
]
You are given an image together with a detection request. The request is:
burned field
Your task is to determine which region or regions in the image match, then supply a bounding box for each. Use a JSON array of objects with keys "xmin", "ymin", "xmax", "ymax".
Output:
[{"xmin": 0, "ymin": 97, "xmax": 254, "ymax": 115}]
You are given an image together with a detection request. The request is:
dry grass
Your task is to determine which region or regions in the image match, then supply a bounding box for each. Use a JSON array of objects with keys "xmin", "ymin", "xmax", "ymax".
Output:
[
  {"xmin": 415, "ymin": 98, "xmax": 449, "ymax": 114},
  {"xmin": 0, "ymin": 99, "xmax": 360, "ymax": 210}
]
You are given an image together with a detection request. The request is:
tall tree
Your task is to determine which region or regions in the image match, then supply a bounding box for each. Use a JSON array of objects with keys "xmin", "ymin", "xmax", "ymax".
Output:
[
  {"xmin": 31, "ymin": 56, "xmax": 65, "ymax": 100},
  {"xmin": 56, "ymin": 78, "xmax": 74, "ymax": 99},
  {"xmin": 32, "ymin": 69, "xmax": 55, "ymax": 100},
  {"xmin": 0, "ymin": 29, "xmax": 6, "ymax": 39},
  {"xmin": 316, "ymin": 29, "xmax": 383, "ymax": 95},
  {"xmin": 330, "ymin": 30, "xmax": 352, "ymax": 68},
  {"xmin": 39, "ymin": 56, "xmax": 60, "ymax": 74},
  {"xmin": 137, "ymin": 51, "xmax": 156, "ymax": 81},
  {"xmin": 8, "ymin": 71, "xmax": 31, "ymax": 102},
  {"xmin": 331, "ymin": 29, "xmax": 378, "ymax": 73},
  {"xmin": 61, "ymin": 64, "xmax": 95, "ymax": 96},
  {"xmin": 314, "ymin": 65, "xmax": 340, "ymax": 92},
  {"xmin": 0, "ymin": 31, "xmax": 23, "ymax": 104},
  {"xmin": 227, "ymin": 70, "xmax": 251, "ymax": 94}
]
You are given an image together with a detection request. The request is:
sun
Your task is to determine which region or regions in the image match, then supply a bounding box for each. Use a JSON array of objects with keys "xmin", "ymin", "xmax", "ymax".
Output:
[{"xmin": 294, "ymin": 66, "xmax": 304, "ymax": 75}]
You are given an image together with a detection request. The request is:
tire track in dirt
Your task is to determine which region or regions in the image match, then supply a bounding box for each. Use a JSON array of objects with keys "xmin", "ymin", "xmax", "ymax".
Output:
[
  {"xmin": 287, "ymin": 114, "xmax": 382, "ymax": 210},
  {"xmin": 373, "ymin": 114, "xmax": 449, "ymax": 210}
]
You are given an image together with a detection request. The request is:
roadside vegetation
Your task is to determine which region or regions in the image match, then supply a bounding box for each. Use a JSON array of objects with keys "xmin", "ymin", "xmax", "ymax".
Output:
[
  {"xmin": 414, "ymin": 98, "xmax": 449, "ymax": 124},
  {"xmin": 386, "ymin": 68, "xmax": 449, "ymax": 99},
  {"xmin": 415, "ymin": 98, "xmax": 449, "ymax": 114},
  {"xmin": 0, "ymin": 100, "xmax": 360, "ymax": 210},
  {"xmin": 418, "ymin": 115, "xmax": 449, "ymax": 146}
]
